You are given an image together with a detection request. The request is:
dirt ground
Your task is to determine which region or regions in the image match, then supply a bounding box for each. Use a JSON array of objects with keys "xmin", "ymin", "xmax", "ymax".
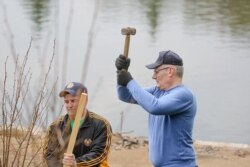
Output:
[
  {"xmin": 1, "ymin": 130, "xmax": 250, "ymax": 166},
  {"xmin": 109, "ymin": 134, "xmax": 250, "ymax": 167}
]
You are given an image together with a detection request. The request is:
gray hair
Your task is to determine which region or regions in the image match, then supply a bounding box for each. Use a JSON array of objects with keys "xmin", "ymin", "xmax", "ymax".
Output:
[{"xmin": 175, "ymin": 65, "xmax": 184, "ymax": 78}]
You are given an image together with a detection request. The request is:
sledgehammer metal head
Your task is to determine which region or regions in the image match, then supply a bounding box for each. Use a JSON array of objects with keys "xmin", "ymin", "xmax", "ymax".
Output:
[
  {"xmin": 121, "ymin": 27, "xmax": 136, "ymax": 58},
  {"xmin": 121, "ymin": 27, "xmax": 136, "ymax": 36}
]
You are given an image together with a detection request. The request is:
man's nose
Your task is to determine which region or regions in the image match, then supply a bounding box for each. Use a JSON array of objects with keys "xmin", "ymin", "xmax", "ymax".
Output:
[
  {"xmin": 67, "ymin": 102, "xmax": 73, "ymax": 107},
  {"xmin": 152, "ymin": 73, "xmax": 156, "ymax": 79}
]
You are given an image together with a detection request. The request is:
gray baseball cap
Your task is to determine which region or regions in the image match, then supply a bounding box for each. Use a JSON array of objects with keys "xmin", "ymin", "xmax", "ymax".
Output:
[{"xmin": 59, "ymin": 82, "xmax": 88, "ymax": 97}]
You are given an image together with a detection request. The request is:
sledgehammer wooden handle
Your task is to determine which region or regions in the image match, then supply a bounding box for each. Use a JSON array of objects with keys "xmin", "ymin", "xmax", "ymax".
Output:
[
  {"xmin": 63, "ymin": 93, "xmax": 87, "ymax": 167},
  {"xmin": 121, "ymin": 27, "xmax": 136, "ymax": 58}
]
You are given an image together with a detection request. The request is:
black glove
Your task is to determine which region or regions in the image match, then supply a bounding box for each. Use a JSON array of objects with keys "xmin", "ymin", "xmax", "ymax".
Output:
[
  {"xmin": 115, "ymin": 54, "xmax": 130, "ymax": 71},
  {"xmin": 117, "ymin": 70, "xmax": 133, "ymax": 87}
]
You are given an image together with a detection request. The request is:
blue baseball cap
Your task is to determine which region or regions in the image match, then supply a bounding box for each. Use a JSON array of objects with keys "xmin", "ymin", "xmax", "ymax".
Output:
[
  {"xmin": 146, "ymin": 50, "xmax": 183, "ymax": 69},
  {"xmin": 59, "ymin": 82, "xmax": 88, "ymax": 97}
]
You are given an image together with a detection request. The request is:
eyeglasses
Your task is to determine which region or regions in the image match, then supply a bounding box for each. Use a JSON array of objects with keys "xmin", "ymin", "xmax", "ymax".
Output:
[{"xmin": 154, "ymin": 67, "xmax": 170, "ymax": 75}]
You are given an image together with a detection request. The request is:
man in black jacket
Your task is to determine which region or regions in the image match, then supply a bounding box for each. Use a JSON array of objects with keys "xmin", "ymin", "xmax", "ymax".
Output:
[{"xmin": 43, "ymin": 82, "xmax": 112, "ymax": 167}]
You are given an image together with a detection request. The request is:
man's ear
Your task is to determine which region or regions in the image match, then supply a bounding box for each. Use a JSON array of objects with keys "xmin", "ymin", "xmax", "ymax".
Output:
[
  {"xmin": 86, "ymin": 95, "xmax": 88, "ymax": 104},
  {"xmin": 168, "ymin": 67, "xmax": 175, "ymax": 78}
]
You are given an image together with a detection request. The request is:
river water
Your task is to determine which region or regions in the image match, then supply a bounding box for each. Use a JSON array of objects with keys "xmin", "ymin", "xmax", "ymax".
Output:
[{"xmin": 0, "ymin": 0, "xmax": 250, "ymax": 144}]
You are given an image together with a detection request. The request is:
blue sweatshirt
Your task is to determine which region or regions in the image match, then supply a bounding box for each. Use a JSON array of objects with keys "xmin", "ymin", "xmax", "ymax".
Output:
[{"xmin": 117, "ymin": 80, "xmax": 197, "ymax": 167}]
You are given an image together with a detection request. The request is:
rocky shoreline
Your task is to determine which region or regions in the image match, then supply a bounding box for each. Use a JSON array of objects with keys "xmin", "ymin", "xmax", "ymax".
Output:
[{"xmin": 112, "ymin": 133, "xmax": 250, "ymax": 152}]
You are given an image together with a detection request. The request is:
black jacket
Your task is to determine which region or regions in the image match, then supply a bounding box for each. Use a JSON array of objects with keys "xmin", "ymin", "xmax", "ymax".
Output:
[{"xmin": 43, "ymin": 111, "xmax": 112, "ymax": 167}]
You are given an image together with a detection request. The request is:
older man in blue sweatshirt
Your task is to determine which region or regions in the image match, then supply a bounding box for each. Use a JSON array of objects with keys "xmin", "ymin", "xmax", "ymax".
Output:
[{"xmin": 115, "ymin": 50, "xmax": 197, "ymax": 167}]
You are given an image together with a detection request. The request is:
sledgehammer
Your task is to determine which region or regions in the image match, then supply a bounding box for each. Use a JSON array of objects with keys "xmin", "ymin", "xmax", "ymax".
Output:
[{"xmin": 121, "ymin": 27, "xmax": 136, "ymax": 58}]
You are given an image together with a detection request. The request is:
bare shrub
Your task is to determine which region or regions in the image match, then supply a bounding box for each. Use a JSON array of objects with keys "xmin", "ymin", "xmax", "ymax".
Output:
[{"xmin": 0, "ymin": 39, "xmax": 57, "ymax": 167}]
